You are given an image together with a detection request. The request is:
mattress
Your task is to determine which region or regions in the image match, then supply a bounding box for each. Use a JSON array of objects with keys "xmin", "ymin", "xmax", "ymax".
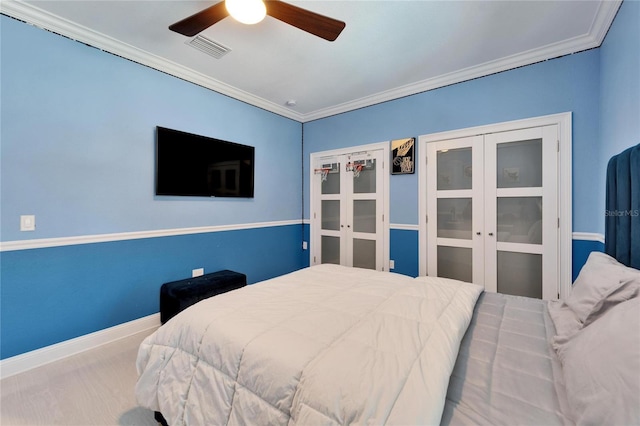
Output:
[{"xmin": 442, "ymin": 292, "xmax": 573, "ymax": 425}]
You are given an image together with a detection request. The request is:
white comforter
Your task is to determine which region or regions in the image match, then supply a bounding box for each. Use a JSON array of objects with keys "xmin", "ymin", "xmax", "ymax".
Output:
[{"xmin": 136, "ymin": 264, "xmax": 482, "ymax": 425}]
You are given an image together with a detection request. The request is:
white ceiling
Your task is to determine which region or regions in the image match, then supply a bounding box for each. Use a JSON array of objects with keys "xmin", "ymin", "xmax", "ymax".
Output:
[{"xmin": 1, "ymin": 0, "xmax": 621, "ymax": 122}]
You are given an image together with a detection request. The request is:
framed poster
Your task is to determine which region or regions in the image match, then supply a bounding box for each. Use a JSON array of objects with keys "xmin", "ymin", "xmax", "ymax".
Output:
[{"xmin": 391, "ymin": 137, "xmax": 415, "ymax": 174}]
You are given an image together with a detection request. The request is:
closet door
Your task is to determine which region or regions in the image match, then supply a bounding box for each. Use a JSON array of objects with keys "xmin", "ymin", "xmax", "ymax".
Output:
[
  {"xmin": 314, "ymin": 156, "xmax": 344, "ymax": 265},
  {"xmin": 346, "ymin": 150, "xmax": 384, "ymax": 270},
  {"xmin": 426, "ymin": 136, "xmax": 484, "ymax": 284},
  {"xmin": 312, "ymin": 149, "xmax": 384, "ymax": 270},
  {"xmin": 484, "ymin": 125, "xmax": 558, "ymax": 300}
]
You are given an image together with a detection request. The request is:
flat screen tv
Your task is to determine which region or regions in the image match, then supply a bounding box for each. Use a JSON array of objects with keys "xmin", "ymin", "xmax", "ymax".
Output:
[{"xmin": 156, "ymin": 126, "xmax": 255, "ymax": 198}]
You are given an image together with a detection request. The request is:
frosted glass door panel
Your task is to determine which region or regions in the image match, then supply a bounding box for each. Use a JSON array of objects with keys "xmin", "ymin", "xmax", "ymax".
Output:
[
  {"xmin": 321, "ymin": 165, "xmax": 340, "ymax": 194},
  {"xmin": 437, "ymin": 246, "xmax": 472, "ymax": 283},
  {"xmin": 497, "ymin": 251, "xmax": 542, "ymax": 299},
  {"xmin": 353, "ymin": 239, "xmax": 376, "ymax": 270},
  {"xmin": 497, "ymin": 197, "xmax": 542, "ymax": 244},
  {"xmin": 321, "ymin": 200, "xmax": 340, "ymax": 231},
  {"xmin": 321, "ymin": 236, "xmax": 340, "ymax": 265},
  {"xmin": 353, "ymin": 200, "xmax": 376, "ymax": 233},
  {"xmin": 437, "ymin": 198, "xmax": 472, "ymax": 239},
  {"xmin": 497, "ymin": 139, "xmax": 542, "ymax": 188},
  {"xmin": 353, "ymin": 161, "xmax": 376, "ymax": 194},
  {"xmin": 437, "ymin": 148, "xmax": 472, "ymax": 190}
]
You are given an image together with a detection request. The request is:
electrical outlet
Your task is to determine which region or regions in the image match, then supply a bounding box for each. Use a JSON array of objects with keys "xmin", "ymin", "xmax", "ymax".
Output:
[
  {"xmin": 20, "ymin": 215, "xmax": 36, "ymax": 231},
  {"xmin": 192, "ymin": 268, "xmax": 204, "ymax": 278},
  {"xmin": 389, "ymin": 260, "xmax": 395, "ymax": 269}
]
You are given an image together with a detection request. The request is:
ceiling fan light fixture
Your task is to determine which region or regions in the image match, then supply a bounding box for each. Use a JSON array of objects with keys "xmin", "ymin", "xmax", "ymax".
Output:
[{"xmin": 226, "ymin": 0, "xmax": 266, "ymax": 25}]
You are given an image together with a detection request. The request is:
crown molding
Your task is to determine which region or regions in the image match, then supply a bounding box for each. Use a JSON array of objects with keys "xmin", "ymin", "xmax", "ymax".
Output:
[
  {"xmin": 302, "ymin": 0, "xmax": 622, "ymax": 122},
  {"xmin": 1, "ymin": 0, "xmax": 621, "ymax": 123},
  {"xmin": 0, "ymin": 0, "xmax": 305, "ymax": 122},
  {"xmin": 589, "ymin": 0, "xmax": 623, "ymax": 45}
]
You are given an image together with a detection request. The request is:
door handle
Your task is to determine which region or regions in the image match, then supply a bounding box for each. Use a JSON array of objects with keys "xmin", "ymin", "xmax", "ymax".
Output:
[
  {"xmin": 476, "ymin": 232, "xmax": 481, "ymax": 236},
  {"xmin": 488, "ymin": 232, "xmax": 494, "ymax": 236}
]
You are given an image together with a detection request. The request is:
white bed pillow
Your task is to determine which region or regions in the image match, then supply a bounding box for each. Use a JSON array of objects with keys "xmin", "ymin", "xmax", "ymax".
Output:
[
  {"xmin": 556, "ymin": 297, "xmax": 640, "ymax": 425},
  {"xmin": 549, "ymin": 252, "xmax": 640, "ymax": 342},
  {"xmin": 547, "ymin": 301, "xmax": 582, "ymax": 340},
  {"xmin": 566, "ymin": 252, "xmax": 640, "ymax": 323}
]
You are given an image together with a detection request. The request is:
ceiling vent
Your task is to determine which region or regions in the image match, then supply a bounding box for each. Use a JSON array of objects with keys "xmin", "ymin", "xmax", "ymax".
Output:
[{"xmin": 187, "ymin": 35, "xmax": 231, "ymax": 59}]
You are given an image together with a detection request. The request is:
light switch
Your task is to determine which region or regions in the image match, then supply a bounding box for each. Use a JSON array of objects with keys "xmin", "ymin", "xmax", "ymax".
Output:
[{"xmin": 20, "ymin": 215, "xmax": 36, "ymax": 231}]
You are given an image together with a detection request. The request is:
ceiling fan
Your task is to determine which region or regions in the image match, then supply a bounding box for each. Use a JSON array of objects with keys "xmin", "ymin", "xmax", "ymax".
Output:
[{"xmin": 169, "ymin": 0, "xmax": 346, "ymax": 42}]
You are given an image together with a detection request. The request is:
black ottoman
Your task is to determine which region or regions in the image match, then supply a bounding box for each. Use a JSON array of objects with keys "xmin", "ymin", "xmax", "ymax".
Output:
[{"xmin": 159, "ymin": 269, "xmax": 246, "ymax": 324}]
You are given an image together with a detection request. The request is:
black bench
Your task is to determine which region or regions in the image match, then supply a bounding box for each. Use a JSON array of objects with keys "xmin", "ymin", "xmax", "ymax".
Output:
[{"xmin": 159, "ymin": 269, "xmax": 246, "ymax": 324}]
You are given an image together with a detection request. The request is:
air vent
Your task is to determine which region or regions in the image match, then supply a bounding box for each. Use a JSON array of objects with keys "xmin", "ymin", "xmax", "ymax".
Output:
[{"xmin": 187, "ymin": 35, "xmax": 231, "ymax": 59}]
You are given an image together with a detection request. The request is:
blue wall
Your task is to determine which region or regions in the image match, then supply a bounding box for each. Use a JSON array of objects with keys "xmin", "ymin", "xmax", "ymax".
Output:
[
  {"xmin": 568, "ymin": 0, "xmax": 640, "ymax": 278},
  {"xmin": 600, "ymin": 1, "xmax": 640, "ymax": 172},
  {"xmin": 572, "ymin": 0, "xmax": 640, "ymax": 279},
  {"xmin": 303, "ymin": 49, "xmax": 602, "ymax": 230},
  {"xmin": 389, "ymin": 229, "xmax": 419, "ymax": 277},
  {"xmin": 0, "ymin": 17, "xmax": 302, "ymax": 240},
  {"xmin": 303, "ymin": 49, "xmax": 602, "ymax": 275},
  {"xmin": 1, "ymin": 226, "xmax": 306, "ymax": 358},
  {"xmin": 0, "ymin": 16, "xmax": 305, "ymax": 359}
]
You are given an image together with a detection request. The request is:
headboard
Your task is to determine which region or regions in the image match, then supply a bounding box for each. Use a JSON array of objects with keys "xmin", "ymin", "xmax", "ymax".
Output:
[{"xmin": 605, "ymin": 143, "xmax": 640, "ymax": 269}]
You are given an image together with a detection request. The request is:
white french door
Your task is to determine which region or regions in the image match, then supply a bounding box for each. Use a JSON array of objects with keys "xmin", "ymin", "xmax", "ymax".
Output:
[
  {"xmin": 311, "ymin": 148, "xmax": 386, "ymax": 270},
  {"xmin": 425, "ymin": 125, "xmax": 560, "ymax": 300},
  {"xmin": 484, "ymin": 126, "xmax": 558, "ymax": 299},
  {"xmin": 426, "ymin": 135, "xmax": 485, "ymax": 285}
]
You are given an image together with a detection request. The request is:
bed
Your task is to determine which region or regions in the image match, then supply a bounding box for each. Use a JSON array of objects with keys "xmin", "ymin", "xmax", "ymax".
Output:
[
  {"xmin": 137, "ymin": 144, "xmax": 640, "ymax": 425},
  {"xmin": 136, "ymin": 255, "xmax": 639, "ymax": 425}
]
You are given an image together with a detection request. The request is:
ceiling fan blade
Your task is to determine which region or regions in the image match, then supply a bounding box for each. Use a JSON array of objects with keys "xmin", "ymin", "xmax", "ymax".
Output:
[
  {"xmin": 265, "ymin": 0, "xmax": 345, "ymax": 41},
  {"xmin": 169, "ymin": 1, "xmax": 229, "ymax": 37}
]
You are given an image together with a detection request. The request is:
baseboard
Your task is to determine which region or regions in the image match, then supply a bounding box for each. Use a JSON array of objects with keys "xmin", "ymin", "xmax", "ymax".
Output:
[{"xmin": 0, "ymin": 313, "xmax": 160, "ymax": 380}]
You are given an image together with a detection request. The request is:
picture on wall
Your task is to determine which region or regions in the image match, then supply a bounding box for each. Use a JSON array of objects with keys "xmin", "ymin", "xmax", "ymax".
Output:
[{"xmin": 391, "ymin": 137, "xmax": 415, "ymax": 174}]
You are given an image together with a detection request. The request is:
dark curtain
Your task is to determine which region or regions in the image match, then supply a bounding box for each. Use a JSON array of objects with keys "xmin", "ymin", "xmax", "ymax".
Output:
[{"xmin": 605, "ymin": 143, "xmax": 640, "ymax": 269}]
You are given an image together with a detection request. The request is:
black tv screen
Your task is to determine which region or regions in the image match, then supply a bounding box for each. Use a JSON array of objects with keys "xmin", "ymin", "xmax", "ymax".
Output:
[{"xmin": 156, "ymin": 126, "xmax": 254, "ymax": 198}]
